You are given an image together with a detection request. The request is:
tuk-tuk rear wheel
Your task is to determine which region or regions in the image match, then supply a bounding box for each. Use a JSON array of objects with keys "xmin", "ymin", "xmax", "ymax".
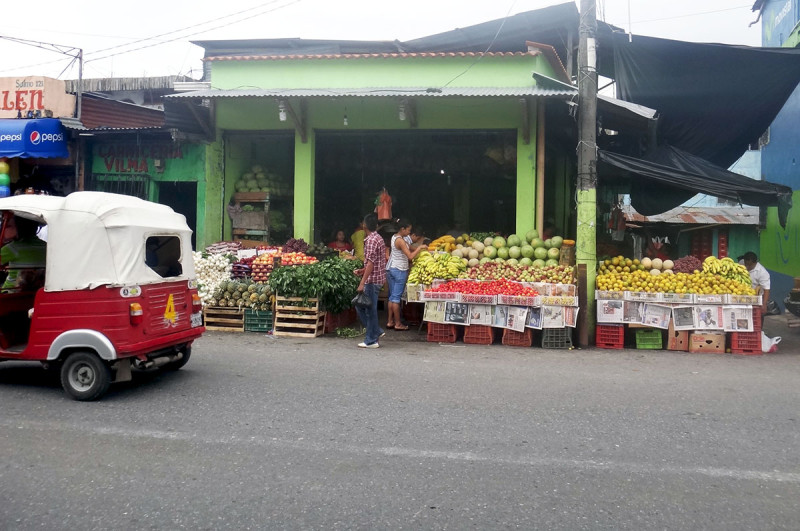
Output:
[
  {"xmin": 163, "ymin": 346, "xmax": 191, "ymax": 371},
  {"xmin": 60, "ymin": 352, "xmax": 112, "ymax": 401}
]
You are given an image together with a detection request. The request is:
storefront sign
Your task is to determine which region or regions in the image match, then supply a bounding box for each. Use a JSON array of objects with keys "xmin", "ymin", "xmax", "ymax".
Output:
[
  {"xmin": 0, "ymin": 77, "xmax": 76, "ymax": 119},
  {"xmin": 0, "ymin": 118, "xmax": 69, "ymax": 158},
  {"xmin": 95, "ymin": 143, "xmax": 184, "ymax": 174}
]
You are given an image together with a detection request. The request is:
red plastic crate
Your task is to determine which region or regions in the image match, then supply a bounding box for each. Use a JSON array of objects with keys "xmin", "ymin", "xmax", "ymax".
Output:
[
  {"xmin": 730, "ymin": 331, "xmax": 762, "ymax": 355},
  {"xmin": 463, "ymin": 324, "xmax": 495, "ymax": 345},
  {"xmin": 596, "ymin": 324, "xmax": 625, "ymax": 349},
  {"xmin": 752, "ymin": 306, "xmax": 762, "ymax": 332},
  {"xmin": 426, "ymin": 322, "xmax": 458, "ymax": 343},
  {"xmin": 502, "ymin": 328, "xmax": 533, "ymax": 347}
]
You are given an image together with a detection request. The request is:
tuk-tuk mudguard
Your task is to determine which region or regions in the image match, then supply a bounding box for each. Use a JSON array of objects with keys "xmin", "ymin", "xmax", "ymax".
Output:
[{"xmin": 47, "ymin": 329, "xmax": 117, "ymax": 361}]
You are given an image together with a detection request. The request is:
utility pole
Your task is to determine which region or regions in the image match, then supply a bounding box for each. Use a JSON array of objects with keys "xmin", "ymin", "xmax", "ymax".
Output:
[{"xmin": 577, "ymin": 0, "xmax": 598, "ymax": 345}]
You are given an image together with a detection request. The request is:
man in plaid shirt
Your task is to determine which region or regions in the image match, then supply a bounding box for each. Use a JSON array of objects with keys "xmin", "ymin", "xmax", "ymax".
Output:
[{"xmin": 354, "ymin": 213, "xmax": 387, "ymax": 348}]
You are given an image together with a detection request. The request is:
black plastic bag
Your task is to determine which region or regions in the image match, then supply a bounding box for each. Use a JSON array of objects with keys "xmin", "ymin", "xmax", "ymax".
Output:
[{"xmin": 352, "ymin": 292, "xmax": 372, "ymax": 308}]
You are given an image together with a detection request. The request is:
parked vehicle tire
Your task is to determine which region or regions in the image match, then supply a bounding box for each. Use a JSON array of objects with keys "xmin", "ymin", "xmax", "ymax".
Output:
[
  {"xmin": 163, "ymin": 346, "xmax": 191, "ymax": 371},
  {"xmin": 60, "ymin": 352, "xmax": 112, "ymax": 401}
]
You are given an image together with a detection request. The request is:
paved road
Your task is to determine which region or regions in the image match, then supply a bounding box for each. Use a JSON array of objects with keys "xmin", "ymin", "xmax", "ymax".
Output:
[{"xmin": 1, "ymin": 331, "xmax": 799, "ymax": 530}]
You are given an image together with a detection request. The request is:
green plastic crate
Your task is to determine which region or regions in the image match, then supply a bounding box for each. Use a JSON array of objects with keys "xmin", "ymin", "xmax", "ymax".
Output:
[
  {"xmin": 244, "ymin": 309, "xmax": 273, "ymax": 333},
  {"xmin": 635, "ymin": 328, "xmax": 662, "ymax": 349}
]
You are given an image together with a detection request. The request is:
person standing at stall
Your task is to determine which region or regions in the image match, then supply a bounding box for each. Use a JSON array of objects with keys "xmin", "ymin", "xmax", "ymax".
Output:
[
  {"xmin": 742, "ymin": 251, "xmax": 770, "ymax": 315},
  {"xmin": 385, "ymin": 219, "xmax": 426, "ymax": 331},
  {"xmin": 351, "ymin": 221, "xmax": 366, "ymax": 261},
  {"xmin": 354, "ymin": 213, "xmax": 386, "ymax": 348}
]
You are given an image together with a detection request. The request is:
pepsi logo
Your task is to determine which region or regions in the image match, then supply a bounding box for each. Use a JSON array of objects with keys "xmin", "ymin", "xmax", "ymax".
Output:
[{"xmin": 29, "ymin": 130, "xmax": 41, "ymax": 145}]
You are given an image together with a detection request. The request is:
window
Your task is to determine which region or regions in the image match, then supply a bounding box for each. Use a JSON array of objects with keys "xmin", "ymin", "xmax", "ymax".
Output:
[{"xmin": 145, "ymin": 235, "xmax": 182, "ymax": 278}]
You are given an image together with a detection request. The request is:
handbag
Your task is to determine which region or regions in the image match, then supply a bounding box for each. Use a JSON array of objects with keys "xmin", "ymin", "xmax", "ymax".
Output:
[{"xmin": 352, "ymin": 291, "xmax": 372, "ymax": 308}]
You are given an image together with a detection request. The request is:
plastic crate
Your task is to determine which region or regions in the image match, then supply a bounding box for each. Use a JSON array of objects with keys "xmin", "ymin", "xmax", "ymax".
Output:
[
  {"xmin": 502, "ymin": 328, "xmax": 533, "ymax": 347},
  {"xmin": 730, "ymin": 331, "xmax": 762, "ymax": 355},
  {"xmin": 426, "ymin": 322, "xmax": 458, "ymax": 343},
  {"xmin": 752, "ymin": 306, "xmax": 762, "ymax": 332},
  {"xmin": 463, "ymin": 324, "xmax": 495, "ymax": 345},
  {"xmin": 635, "ymin": 328, "xmax": 663, "ymax": 350},
  {"xmin": 596, "ymin": 324, "xmax": 624, "ymax": 349},
  {"xmin": 244, "ymin": 309, "xmax": 273, "ymax": 332},
  {"xmin": 542, "ymin": 327, "xmax": 573, "ymax": 349}
]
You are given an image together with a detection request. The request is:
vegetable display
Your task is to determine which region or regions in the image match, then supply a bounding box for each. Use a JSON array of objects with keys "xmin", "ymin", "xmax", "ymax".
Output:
[
  {"xmin": 268, "ymin": 257, "xmax": 362, "ymax": 313},
  {"xmin": 193, "ymin": 251, "xmax": 234, "ymax": 305},
  {"xmin": 211, "ymin": 279, "xmax": 272, "ymax": 311},
  {"xmin": 427, "ymin": 279, "xmax": 540, "ymax": 297}
]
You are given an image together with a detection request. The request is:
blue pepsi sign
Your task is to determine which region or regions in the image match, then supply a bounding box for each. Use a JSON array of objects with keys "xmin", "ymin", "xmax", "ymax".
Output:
[{"xmin": 0, "ymin": 118, "xmax": 69, "ymax": 158}]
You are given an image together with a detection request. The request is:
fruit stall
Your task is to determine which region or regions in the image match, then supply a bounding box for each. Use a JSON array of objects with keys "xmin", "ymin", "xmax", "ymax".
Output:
[
  {"xmin": 408, "ymin": 229, "xmax": 580, "ymax": 348},
  {"xmin": 594, "ymin": 254, "xmax": 764, "ymax": 354},
  {"xmin": 194, "ymin": 237, "xmax": 361, "ymax": 336}
]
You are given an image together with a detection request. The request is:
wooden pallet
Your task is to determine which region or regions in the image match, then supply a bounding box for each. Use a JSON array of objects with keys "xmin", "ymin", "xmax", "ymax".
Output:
[
  {"xmin": 203, "ymin": 306, "xmax": 244, "ymax": 332},
  {"xmin": 273, "ymin": 296, "xmax": 326, "ymax": 338}
]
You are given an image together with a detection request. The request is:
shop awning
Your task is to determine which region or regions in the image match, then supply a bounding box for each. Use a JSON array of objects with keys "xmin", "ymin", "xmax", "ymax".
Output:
[
  {"xmin": 598, "ymin": 145, "xmax": 793, "ymax": 227},
  {"xmin": 621, "ymin": 204, "xmax": 759, "ymax": 226},
  {"xmin": 165, "ymin": 86, "xmax": 577, "ymax": 99},
  {"xmin": 0, "ymin": 118, "xmax": 69, "ymax": 158}
]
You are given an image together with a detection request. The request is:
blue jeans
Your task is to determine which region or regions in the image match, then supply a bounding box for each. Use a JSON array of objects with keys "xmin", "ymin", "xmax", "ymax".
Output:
[
  {"xmin": 386, "ymin": 268, "xmax": 408, "ymax": 303},
  {"xmin": 355, "ymin": 283, "xmax": 383, "ymax": 345}
]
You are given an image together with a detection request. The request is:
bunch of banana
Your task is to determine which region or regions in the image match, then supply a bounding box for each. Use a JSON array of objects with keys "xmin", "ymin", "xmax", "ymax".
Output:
[
  {"xmin": 702, "ymin": 256, "xmax": 752, "ymax": 286},
  {"xmin": 427, "ymin": 235, "xmax": 456, "ymax": 252},
  {"xmin": 407, "ymin": 250, "xmax": 466, "ymax": 284}
]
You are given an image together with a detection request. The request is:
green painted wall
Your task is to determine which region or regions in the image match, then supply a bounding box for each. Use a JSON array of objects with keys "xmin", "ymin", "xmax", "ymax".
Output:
[
  {"xmin": 761, "ymin": 189, "xmax": 800, "ymax": 278},
  {"xmin": 203, "ymin": 135, "xmax": 225, "ymax": 246},
  {"xmin": 91, "ymin": 141, "xmax": 209, "ymax": 246},
  {"xmin": 211, "ymin": 55, "xmax": 559, "ymax": 90}
]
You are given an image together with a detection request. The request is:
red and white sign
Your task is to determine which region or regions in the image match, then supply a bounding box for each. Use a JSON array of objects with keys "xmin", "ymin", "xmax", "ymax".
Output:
[{"xmin": 0, "ymin": 77, "xmax": 76, "ymax": 119}]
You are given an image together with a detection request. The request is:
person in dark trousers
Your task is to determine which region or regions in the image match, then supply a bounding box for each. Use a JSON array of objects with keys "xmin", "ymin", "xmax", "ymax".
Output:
[{"xmin": 353, "ymin": 213, "xmax": 387, "ymax": 348}]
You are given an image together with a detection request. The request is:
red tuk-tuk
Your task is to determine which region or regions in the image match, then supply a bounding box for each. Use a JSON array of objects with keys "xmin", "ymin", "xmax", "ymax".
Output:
[{"xmin": 0, "ymin": 192, "xmax": 205, "ymax": 400}]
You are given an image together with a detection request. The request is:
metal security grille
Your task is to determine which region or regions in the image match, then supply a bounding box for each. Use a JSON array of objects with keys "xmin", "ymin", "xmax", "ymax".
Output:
[{"xmin": 87, "ymin": 173, "xmax": 150, "ymax": 200}]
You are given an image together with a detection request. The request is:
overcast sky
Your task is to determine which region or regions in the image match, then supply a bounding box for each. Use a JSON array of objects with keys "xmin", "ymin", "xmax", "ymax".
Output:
[{"xmin": 0, "ymin": 0, "xmax": 761, "ymax": 80}]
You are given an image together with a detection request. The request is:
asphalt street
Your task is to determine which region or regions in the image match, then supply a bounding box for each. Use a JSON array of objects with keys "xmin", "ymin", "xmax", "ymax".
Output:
[{"xmin": 1, "ymin": 327, "xmax": 799, "ymax": 530}]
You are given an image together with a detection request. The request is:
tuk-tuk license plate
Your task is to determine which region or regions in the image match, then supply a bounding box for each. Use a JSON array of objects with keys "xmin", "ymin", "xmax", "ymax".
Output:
[{"xmin": 191, "ymin": 312, "xmax": 203, "ymax": 328}]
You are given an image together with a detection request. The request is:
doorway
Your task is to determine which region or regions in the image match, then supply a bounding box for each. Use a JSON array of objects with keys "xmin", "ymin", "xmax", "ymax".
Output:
[{"xmin": 158, "ymin": 181, "xmax": 197, "ymax": 248}]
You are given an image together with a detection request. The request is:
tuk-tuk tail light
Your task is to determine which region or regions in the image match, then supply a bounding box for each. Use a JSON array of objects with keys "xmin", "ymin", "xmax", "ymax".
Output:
[
  {"xmin": 191, "ymin": 293, "xmax": 202, "ymax": 313},
  {"xmin": 130, "ymin": 303, "xmax": 144, "ymax": 325}
]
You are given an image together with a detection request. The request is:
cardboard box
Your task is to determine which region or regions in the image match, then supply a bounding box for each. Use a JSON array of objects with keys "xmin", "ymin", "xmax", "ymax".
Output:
[
  {"xmin": 667, "ymin": 320, "xmax": 689, "ymax": 351},
  {"xmin": 689, "ymin": 331, "xmax": 726, "ymax": 354}
]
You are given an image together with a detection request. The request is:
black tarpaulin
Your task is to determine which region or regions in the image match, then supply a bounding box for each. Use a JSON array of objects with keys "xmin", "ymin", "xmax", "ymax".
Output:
[
  {"xmin": 598, "ymin": 146, "xmax": 793, "ymax": 227},
  {"xmin": 605, "ymin": 31, "xmax": 800, "ymax": 168}
]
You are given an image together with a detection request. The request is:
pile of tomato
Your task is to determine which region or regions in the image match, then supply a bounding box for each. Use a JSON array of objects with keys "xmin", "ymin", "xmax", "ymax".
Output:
[{"xmin": 428, "ymin": 279, "xmax": 539, "ymax": 297}]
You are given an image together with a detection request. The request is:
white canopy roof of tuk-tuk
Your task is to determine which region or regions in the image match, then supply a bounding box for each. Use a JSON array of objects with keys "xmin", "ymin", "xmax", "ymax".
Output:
[{"xmin": 0, "ymin": 192, "xmax": 196, "ymax": 291}]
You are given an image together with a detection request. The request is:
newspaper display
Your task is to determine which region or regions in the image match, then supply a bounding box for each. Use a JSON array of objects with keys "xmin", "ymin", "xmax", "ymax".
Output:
[
  {"xmin": 693, "ymin": 305, "xmax": 724, "ymax": 330},
  {"xmin": 541, "ymin": 305, "xmax": 565, "ymax": 328},
  {"xmin": 564, "ymin": 306, "xmax": 579, "ymax": 328},
  {"xmin": 443, "ymin": 302, "xmax": 470, "ymax": 326},
  {"xmin": 493, "ymin": 305, "xmax": 510, "ymax": 328},
  {"xmin": 422, "ymin": 301, "xmax": 447, "ymax": 324},
  {"xmin": 722, "ymin": 305, "xmax": 754, "ymax": 332},
  {"xmin": 671, "ymin": 305, "xmax": 696, "ymax": 331},
  {"xmin": 623, "ymin": 301, "xmax": 645, "ymax": 324},
  {"xmin": 506, "ymin": 306, "xmax": 529, "ymax": 332},
  {"xmin": 526, "ymin": 306, "xmax": 543, "ymax": 329},
  {"xmin": 642, "ymin": 304, "xmax": 672, "ymax": 329},
  {"xmin": 597, "ymin": 299, "xmax": 625, "ymax": 323},
  {"xmin": 468, "ymin": 305, "xmax": 494, "ymax": 326}
]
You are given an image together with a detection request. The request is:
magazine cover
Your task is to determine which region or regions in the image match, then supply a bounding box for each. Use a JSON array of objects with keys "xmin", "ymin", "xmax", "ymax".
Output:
[
  {"xmin": 526, "ymin": 306, "xmax": 543, "ymax": 329},
  {"xmin": 722, "ymin": 305, "xmax": 754, "ymax": 332},
  {"xmin": 672, "ymin": 305, "xmax": 696, "ymax": 331},
  {"xmin": 469, "ymin": 304, "xmax": 494, "ymax": 326},
  {"xmin": 542, "ymin": 305, "xmax": 565, "ymax": 328},
  {"xmin": 642, "ymin": 304, "xmax": 672, "ymax": 329}
]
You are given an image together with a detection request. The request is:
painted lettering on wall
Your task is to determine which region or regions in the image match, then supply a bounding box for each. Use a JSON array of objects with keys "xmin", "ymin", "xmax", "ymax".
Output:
[
  {"xmin": 1, "ymin": 89, "xmax": 44, "ymax": 111},
  {"xmin": 96, "ymin": 144, "xmax": 184, "ymax": 174}
]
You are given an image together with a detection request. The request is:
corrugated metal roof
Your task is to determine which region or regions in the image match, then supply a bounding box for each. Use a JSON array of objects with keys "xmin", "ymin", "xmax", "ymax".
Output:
[
  {"xmin": 65, "ymin": 75, "xmax": 193, "ymax": 93},
  {"xmin": 166, "ymin": 86, "xmax": 575, "ymax": 100},
  {"xmin": 204, "ymin": 51, "xmax": 533, "ymax": 61},
  {"xmin": 622, "ymin": 205, "xmax": 759, "ymax": 225}
]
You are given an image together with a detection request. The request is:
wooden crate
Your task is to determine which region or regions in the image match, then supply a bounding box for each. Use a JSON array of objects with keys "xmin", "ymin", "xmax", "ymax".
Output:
[
  {"xmin": 273, "ymin": 296, "xmax": 326, "ymax": 338},
  {"xmin": 203, "ymin": 306, "xmax": 244, "ymax": 332}
]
